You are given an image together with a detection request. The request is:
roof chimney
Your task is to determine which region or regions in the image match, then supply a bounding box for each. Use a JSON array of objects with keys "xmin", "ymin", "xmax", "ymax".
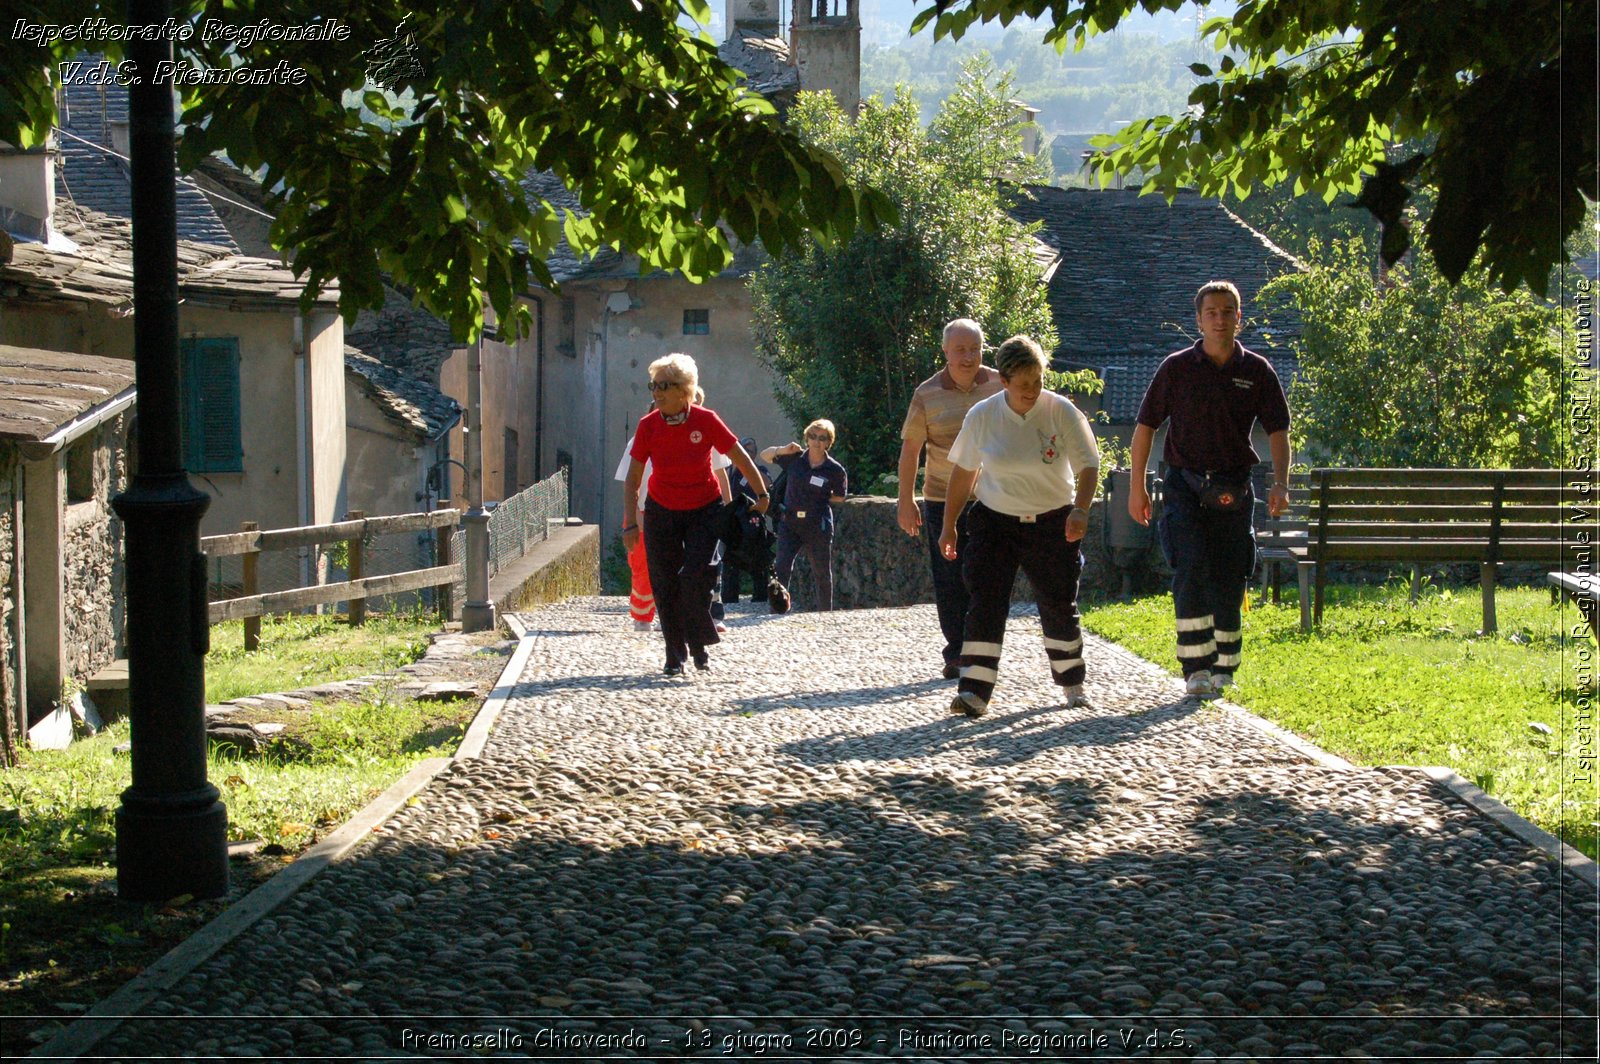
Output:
[
  {"xmin": 0, "ymin": 138, "xmax": 57, "ymax": 244},
  {"xmin": 728, "ymin": 0, "xmax": 783, "ymax": 37}
]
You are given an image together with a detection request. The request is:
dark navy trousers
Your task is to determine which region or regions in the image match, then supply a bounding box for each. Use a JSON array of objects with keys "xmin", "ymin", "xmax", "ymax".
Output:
[
  {"xmin": 922, "ymin": 499, "xmax": 973, "ymax": 667},
  {"xmin": 957, "ymin": 502, "xmax": 1086, "ymax": 706},
  {"xmin": 775, "ymin": 519, "xmax": 835, "ymax": 611},
  {"xmin": 1157, "ymin": 471, "xmax": 1256, "ymax": 678},
  {"xmin": 643, "ymin": 497, "xmax": 723, "ymax": 667}
]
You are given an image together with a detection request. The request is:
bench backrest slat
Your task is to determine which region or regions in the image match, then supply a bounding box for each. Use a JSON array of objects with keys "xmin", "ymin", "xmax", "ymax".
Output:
[
  {"xmin": 1308, "ymin": 467, "xmax": 1576, "ymax": 487},
  {"xmin": 1303, "ymin": 468, "xmax": 1586, "ymax": 562}
]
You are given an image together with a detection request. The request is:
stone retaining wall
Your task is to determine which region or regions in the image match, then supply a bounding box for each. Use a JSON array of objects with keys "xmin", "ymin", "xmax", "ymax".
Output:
[
  {"xmin": 777, "ymin": 495, "xmax": 1558, "ymax": 613},
  {"xmin": 489, "ymin": 522, "xmax": 600, "ymax": 615},
  {"xmin": 782, "ymin": 495, "xmax": 1168, "ymax": 611}
]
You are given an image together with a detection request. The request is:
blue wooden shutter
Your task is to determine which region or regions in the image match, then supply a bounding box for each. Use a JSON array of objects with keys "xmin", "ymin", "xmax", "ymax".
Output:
[{"xmin": 182, "ymin": 337, "xmax": 243, "ymax": 472}]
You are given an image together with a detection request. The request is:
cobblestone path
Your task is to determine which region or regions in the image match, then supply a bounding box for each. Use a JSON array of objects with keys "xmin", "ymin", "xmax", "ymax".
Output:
[{"xmin": 97, "ymin": 599, "xmax": 1597, "ymax": 1060}]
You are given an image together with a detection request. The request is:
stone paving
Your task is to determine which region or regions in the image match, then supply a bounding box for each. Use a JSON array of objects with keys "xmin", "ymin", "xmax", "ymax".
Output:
[{"xmin": 93, "ymin": 598, "xmax": 1597, "ymax": 1060}]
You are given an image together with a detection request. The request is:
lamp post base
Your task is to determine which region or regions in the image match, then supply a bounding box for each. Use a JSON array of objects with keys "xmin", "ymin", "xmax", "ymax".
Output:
[{"xmin": 116, "ymin": 788, "xmax": 229, "ymax": 902}]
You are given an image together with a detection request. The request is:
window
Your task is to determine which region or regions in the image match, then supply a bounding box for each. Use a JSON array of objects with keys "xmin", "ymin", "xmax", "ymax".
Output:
[
  {"xmin": 65, "ymin": 436, "xmax": 95, "ymax": 503},
  {"xmin": 502, "ymin": 427, "xmax": 520, "ymax": 500},
  {"xmin": 559, "ymin": 297, "xmax": 576, "ymax": 357},
  {"xmin": 180, "ymin": 337, "xmax": 243, "ymax": 472},
  {"xmin": 682, "ymin": 309, "xmax": 710, "ymax": 335}
]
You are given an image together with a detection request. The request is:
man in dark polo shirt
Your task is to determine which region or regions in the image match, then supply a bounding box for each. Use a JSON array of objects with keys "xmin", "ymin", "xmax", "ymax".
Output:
[{"xmin": 1127, "ymin": 280, "xmax": 1291, "ymax": 699}]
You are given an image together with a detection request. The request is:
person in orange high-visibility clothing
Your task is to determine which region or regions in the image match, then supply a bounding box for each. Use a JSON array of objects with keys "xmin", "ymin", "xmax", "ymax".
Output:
[{"xmin": 617, "ymin": 402, "xmax": 658, "ymax": 628}]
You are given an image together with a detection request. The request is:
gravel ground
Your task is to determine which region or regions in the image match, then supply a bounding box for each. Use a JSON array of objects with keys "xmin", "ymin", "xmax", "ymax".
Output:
[{"xmin": 94, "ymin": 598, "xmax": 1598, "ymax": 1060}]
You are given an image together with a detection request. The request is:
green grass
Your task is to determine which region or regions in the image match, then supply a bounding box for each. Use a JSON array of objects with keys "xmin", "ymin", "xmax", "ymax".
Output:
[
  {"xmin": 205, "ymin": 611, "xmax": 435, "ymax": 703},
  {"xmin": 0, "ymin": 612, "xmax": 476, "ymax": 1056},
  {"xmin": 1083, "ymin": 583, "xmax": 1599, "ymax": 860}
]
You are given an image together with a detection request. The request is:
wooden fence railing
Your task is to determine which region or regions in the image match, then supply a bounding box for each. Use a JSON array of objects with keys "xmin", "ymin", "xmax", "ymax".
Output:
[{"xmin": 201, "ymin": 506, "xmax": 461, "ymax": 649}]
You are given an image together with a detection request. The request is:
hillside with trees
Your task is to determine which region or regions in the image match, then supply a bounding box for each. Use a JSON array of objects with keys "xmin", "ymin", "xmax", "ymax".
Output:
[{"xmin": 862, "ymin": 22, "xmax": 1208, "ymax": 151}]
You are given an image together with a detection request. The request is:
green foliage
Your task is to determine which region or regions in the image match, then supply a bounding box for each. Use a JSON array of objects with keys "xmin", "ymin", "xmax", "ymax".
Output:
[
  {"xmin": 1226, "ymin": 182, "xmax": 1380, "ymax": 262},
  {"xmin": 914, "ymin": 0, "xmax": 1597, "ymax": 295},
  {"xmin": 1261, "ymin": 235, "xmax": 1574, "ymax": 467},
  {"xmin": 0, "ymin": 1, "xmax": 888, "ymax": 339},
  {"xmin": 1083, "ymin": 584, "xmax": 1597, "ymax": 859},
  {"xmin": 751, "ymin": 58, "xmax": 1063, "ymax": 484}
]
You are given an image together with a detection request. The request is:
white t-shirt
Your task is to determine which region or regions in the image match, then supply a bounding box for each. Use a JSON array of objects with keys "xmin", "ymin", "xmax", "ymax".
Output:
[
  {"xmin": 947, "ymin": 390, "xmax": 1099, "ymax": 517},
  {"xmin": 615, "ymin": 432, "xmax": 730, "ymax": 499}
]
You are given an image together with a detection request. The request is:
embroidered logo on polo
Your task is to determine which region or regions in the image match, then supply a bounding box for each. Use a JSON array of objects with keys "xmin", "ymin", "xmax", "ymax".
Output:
[
  {"xmin": 689, "ymin": 431, "xmax": 703, "ymax": 444},
  {"xmin": 1232, "ymin": 378, "xmax": 1254, "ymax": 389},
  {"xmin": 1215, "ymin": 489, "xmax": 1238, "ymax": 507},
  {"xmin": 1039, "ymin": 431, "xmax": 1058, "ymax": 464}
]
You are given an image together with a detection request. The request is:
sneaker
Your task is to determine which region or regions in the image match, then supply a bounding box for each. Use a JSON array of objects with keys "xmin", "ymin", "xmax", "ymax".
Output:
[
  {"xmin": 1061, "ymin": 684, "xmax": 1091, "ymax": 708},
  {"xmin": 693, "ymin": 655, "xmax": 710, "ymax": 672},
  {"xmin": 768, "ymin": 579, "xmax": 791, "ymax": 614},
  {"xmin": 663, "ymin": 662, "xmax": 685, "ymax": 678},
  {"xmin": 632, "ymin": 619, "xmax": 652, "ymax": 632},
  {"xmin": 949, "ymin": 691, "xmax": 988, "ymax": 718},
  {"xmin": 942, "ymin": 661, "xmax": 961, "ymax": 681},
  {"xmin": 1212, "ymin": 672, "xmax": 1234, "ymax": 694},
  {"xmin": 1185, "ymin": 670, "xmax": 1217, "ymax": 699}
]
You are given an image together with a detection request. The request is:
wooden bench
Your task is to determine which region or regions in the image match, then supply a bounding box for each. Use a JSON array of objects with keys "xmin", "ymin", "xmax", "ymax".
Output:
[
  {"xmin": 1549, "ymin": 571, "xmax": 1600, "ymax": 640},
  {"xmin": 1252, "ymin": 470, "xmax": 1309, "ymax": 614},
  {"xmin": 1288, "ymin": 468, "xmax": 1591, "ymax": 633}
]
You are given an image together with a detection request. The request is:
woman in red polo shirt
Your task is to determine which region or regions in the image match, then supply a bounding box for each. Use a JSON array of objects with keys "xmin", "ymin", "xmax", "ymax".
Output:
[{"xmin": 621, "ymin": 354, "xmax": 771, "ymax": 676}]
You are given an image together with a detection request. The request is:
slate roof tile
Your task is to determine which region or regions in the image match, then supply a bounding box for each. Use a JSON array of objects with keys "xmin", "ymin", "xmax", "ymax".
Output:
[
  {"xmin": 344, "ymin": 345, "xmax": 461, "ymax": 441},
  {"xmin": 0, "ymin": 345, "xmax": 136, "ymax": 445},
  {"xmin": 57, "ymin": 72, "xmax": 238, "ymax": 249},
  {"xmin": 1004, "ymin": 185, "xmax": 1304, "ymax": 421}
]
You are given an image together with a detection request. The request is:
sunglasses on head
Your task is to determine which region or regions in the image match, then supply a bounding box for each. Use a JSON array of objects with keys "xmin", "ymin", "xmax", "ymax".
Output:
[{"xmin": 648, "ymin": 380, "xmax": 681, "ymax": 392}]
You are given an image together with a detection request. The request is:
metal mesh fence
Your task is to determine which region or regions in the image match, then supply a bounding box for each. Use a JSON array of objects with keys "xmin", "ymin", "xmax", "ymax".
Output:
[
  {"xmin": 450, "ymin": 466, "xmax": 570, "ymax": 577},
  {"xmin": 204, "ymin": 467, "xmax": 567, "ymax": 618}
]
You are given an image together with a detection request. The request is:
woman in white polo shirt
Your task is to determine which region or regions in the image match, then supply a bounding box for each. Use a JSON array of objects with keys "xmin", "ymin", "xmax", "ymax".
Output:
[{"xmin": 937, "ymin": 335, "xmax": 1100, "ymax": 717}]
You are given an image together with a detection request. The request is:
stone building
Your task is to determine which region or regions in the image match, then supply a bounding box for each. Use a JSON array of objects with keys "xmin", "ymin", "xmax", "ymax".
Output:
[
  {"xmin": 0, "ymin": 346, "xmax": 134, "ymax": 755},
  {"xmin": 481, "ymin": 0, "xmax": 868, "ymax": 533}
]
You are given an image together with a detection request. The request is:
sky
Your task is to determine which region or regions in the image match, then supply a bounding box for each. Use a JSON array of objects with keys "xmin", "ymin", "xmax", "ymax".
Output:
[{"xmin": 698, "ymin": 1, "xmax": 1236, "ymax": 46}]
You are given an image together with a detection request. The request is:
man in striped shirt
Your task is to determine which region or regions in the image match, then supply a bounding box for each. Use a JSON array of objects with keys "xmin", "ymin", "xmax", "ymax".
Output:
[{"xmin": 897, "ymin": 319, "xmax": 1006, "ymax": 680}]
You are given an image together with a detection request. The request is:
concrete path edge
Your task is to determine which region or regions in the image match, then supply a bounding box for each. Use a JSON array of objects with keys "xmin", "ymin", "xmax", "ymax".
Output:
[
  {"xmin": 30, "ymin": 623, "xmax": 539, "ymax": 1061},
  {"xmin": 1409, "ymin": 764, "xmax": 1599, "ymax": 891}
]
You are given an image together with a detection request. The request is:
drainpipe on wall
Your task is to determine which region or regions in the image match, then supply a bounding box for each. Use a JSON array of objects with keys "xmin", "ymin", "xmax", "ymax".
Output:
[
  {"xmin": 532, "ymin": 297, "xmax": 545, "ymax": 480},
  {"xmin": 598, "ymin": 302, "xmax": 611, "ymax": 529}
]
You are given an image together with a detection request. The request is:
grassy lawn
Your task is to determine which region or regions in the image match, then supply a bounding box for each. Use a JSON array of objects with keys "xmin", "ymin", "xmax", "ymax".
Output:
[
  {"xmin": 205, "ymin": 612, "xmax": 436, "ymax": 703},
  {"xmin": 1083, "ymin": 583, "xmax": 1598, "ymax": 861},
  {"xmin": 0, "ymin": 613, "xmax": 479, "ymax": 1057}
]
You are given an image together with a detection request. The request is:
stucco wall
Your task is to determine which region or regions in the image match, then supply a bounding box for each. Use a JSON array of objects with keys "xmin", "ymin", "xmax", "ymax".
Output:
[
  {"xmin": 343, "ymin": 389, "xmax": 446, "ymax": 579},
  {"xmin": 345, "ymin": 389, "xmax": 429, "ymax": 518},
  {"xmin": 179, "ymin": 306, "xmax": 300, "ymax": 536},
  {"xmin": 791, "ymin": 21, "xmax": 861, "ymax": 116},
  {"xmin": 581, "ymin": 275, "xmax": 796, "ymax": 534}
]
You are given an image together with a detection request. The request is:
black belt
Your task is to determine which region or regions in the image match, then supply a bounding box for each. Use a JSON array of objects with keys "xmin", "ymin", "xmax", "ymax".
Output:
[{"xmin": 977, "ymin": 501, "xmax": 1070, "ymax": 525}]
